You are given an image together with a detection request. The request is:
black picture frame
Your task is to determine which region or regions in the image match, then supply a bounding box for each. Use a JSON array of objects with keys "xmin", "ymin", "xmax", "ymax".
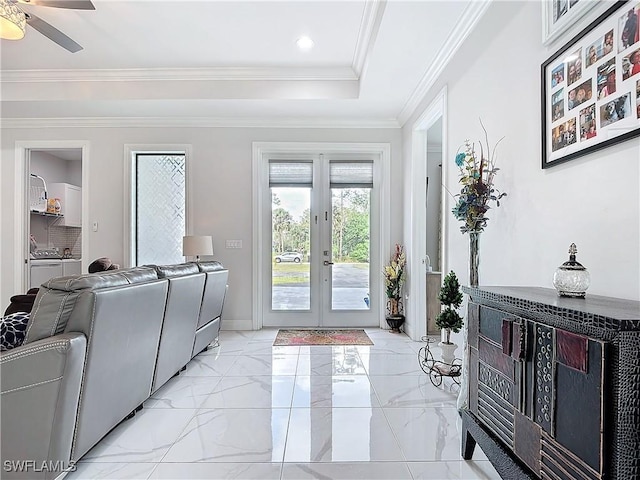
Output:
[
  {"xmin": 542, "ymin": 0, "xmax": 599, "ymax": 45},
  {"xmin": 541, "ymin": 0, "xmax": 640, "ymax": 169}
]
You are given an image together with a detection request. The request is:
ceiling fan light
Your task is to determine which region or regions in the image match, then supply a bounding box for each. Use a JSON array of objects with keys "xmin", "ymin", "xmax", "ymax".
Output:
[{"xmin": 0, "ymin": 0, "xmax": 26, "ymax": 40}]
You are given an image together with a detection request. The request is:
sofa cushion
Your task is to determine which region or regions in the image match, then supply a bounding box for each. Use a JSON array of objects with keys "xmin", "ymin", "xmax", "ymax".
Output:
[
  {"xmin": 0, "ymin": 312, "xmax": 30, "ymax": 351},
  {"xmin": 4, "ymin": 288, "xmax": 39, "ymax": 316},
  {"xmin": 24, "ymin": 266, "xmax": 159, "ymax": 344},
  {"xmin": 43, "ymin": 266, "xmax": 158, "ymax": 292},
  {"xmin": 151, "ymin": 263, "xmax": 200, "ymax": 278},
  {"xmin": 88, "ymin": 257, "xmax": 120, "ymax": 273},
  {"xmin": 196, "ymin": 261, "xmax": 225, "ymax": 273},
  {"xmin": 196, "ymin": 267, "xmax": 228, "ymax": 331}
]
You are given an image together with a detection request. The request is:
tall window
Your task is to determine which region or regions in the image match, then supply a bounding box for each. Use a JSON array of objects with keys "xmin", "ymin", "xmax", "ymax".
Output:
[
  {"xmin": 269, "ymin": 160, "xmax": 312, "ymax": 310},
  {"xmin": 133, "ymin": 153, "xmax": 186, "ymax": 265},
  {"xmin": 329, "ymin": 160, "xmax": 372, "ymax": 310}
]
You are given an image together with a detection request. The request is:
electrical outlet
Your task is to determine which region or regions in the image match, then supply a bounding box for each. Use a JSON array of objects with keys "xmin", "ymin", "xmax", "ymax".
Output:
[{"xmin": 92, "ymin": 221, "xmax": 98, "ymax": 232}]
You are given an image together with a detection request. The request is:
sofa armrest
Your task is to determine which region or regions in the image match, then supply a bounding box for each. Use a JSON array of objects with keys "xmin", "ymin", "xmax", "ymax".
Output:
[{"xmin": 1, "ymin": 333, "xmax": 86, "ymax": 480}]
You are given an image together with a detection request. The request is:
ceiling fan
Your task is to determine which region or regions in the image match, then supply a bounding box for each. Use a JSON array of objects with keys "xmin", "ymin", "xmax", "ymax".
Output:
[{"xmin": 0, "ymin": 0, "xmax": 94, "ymax": 53}]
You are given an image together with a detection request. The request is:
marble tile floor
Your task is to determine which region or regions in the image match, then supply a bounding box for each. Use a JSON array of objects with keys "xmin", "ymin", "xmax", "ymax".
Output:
[{"xmin": 66, "ymin": 329, "xmax": 500, "ymax": 480}]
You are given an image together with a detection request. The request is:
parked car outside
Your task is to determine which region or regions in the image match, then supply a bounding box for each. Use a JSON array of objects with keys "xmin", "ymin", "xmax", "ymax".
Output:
[{"xmin": 275, "ymin": 252, "xmax": 303, "ymax": 263}]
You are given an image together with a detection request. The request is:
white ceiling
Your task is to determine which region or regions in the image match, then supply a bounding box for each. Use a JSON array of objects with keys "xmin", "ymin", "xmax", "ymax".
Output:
[{"xmin": 0, "ymin": 0, "xmax": 488, "ymax": 127}]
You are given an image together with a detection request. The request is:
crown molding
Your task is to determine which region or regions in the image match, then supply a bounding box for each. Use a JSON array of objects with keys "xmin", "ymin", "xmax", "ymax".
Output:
[
  {"xmin": 0, "ymin": 66, "xmax": 357, "ymax": 83},
  {"xmin": 396, "ymin": 0, "xmax": 492, "ymax": 126},
  {"xmin": 1, "ymin": 0, "xmax": 385, "ymax": 85},
  {"xmin": 1, "ymin": 116, "xmax": 401, "ymax": 129},
  {"xmin": 352, "ymin": 0, "xmax": 387, "ymax": 77}
]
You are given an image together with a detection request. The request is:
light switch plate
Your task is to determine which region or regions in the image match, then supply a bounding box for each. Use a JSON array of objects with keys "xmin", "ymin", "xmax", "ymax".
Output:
[{"xmin": 225, "ymin": 239, "xmax": 242, "ymax": 249}]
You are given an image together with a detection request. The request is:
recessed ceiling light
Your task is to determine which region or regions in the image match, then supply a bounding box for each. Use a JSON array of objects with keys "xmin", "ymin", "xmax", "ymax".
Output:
[{"xmin": 296, "ymin": 36, "xmax": 314, "ymax": 50}]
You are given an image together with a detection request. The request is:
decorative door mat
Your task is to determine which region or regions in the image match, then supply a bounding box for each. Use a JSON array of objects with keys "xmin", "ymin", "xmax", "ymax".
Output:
[{"xmin": 273, "ymin": 329, "xmax": 373, "ymax": 346}]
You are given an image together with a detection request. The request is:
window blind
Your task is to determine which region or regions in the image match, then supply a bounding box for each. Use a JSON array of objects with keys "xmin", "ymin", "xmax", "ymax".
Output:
[
  {"xmin": 330, "ymin": 160, "xmax": 374, "ymax": 188},
  {"xmin": 269, "ymin": 160, "xmax": 313, "ymax": 187}
]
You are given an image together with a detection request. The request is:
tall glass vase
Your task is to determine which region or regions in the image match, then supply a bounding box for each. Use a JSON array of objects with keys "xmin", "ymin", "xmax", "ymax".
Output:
[
  {"xmin": 469, "ymin": 231, "xmax": 480, "ymax": 287},
  {"xmin": 458, "ymin": 230, "xmax": 480, "ymax": 411}
]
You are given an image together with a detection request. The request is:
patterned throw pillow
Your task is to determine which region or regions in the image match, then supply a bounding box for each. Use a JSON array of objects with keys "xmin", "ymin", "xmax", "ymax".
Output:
[{"xmin": 0, "ymin": 312, "xmax": 30, "ymax": 351}]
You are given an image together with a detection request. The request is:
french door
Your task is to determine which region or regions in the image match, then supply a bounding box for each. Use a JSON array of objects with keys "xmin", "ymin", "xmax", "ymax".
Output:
[{"xmin": 262, "ymin": 153, "xmax": 380, "ymax": 328}]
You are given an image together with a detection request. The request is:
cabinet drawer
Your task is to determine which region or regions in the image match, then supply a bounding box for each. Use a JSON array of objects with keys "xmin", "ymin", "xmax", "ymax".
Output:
[
  {"xmin": 521, "ymin": 322, "xmax": 606, "ymax": 477},
  {"xmin": 473, "ymin": 304, "xmax": 526, "ymax": 361}
]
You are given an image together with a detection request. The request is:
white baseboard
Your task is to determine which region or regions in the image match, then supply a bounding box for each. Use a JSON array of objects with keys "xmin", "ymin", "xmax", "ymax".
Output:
[{"xmin": 221, "ymin": 319, "xmax": 254, "ymax": 331}]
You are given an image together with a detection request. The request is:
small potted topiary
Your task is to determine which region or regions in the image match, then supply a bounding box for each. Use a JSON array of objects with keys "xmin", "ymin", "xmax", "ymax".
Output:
[{"xmin": 435, "ymin": 270, "xmax": 464, "ymax": 364}]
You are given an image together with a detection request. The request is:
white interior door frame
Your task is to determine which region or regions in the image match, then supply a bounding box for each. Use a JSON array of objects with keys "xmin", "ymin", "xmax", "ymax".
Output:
[
  {"xmin": 252, "ymin": 141, "xmax": 391, "ymax": 331},
  {"xmin": 14, "ymin": 140, "xmax": 90, "ymax": 293},
  {"xmin": 408, "ymin": 86, "xmax": 448, "ymax": 341}
]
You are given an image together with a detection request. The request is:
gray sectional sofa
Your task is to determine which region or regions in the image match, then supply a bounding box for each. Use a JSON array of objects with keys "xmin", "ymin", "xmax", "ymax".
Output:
[{"xmin": 0, "ymin": 261, "xmax": 228, "ymax": 480}]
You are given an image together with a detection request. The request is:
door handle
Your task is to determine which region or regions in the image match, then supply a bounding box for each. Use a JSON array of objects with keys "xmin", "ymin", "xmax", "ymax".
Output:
[{"xmin": 323, "ymin": 261, "xmax": 334, "ymax": 266}]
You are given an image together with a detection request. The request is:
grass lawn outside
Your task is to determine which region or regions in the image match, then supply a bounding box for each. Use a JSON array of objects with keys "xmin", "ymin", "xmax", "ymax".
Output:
[
  {"xmin": 272, "ymin": 262, "xmax": 310, "ymax": 285},
  {"xmin": 272, "ymin": 262, "xmax": 369, "ymax": 285}
]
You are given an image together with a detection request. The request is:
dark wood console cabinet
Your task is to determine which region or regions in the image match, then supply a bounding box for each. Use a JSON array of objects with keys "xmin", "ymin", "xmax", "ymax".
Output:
[{"xmin": 460, "ymin": 286, "xmax": 640, "ymax": 480}]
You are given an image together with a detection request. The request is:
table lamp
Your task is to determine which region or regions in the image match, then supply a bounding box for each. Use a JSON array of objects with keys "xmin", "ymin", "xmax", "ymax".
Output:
[{"xmin": 182, "ymin": 235, "xmax": 213, "ymax": 262}]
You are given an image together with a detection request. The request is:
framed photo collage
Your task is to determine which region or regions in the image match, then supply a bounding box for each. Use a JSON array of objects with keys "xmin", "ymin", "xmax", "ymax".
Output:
[{"xmin": 542, "ymin": 0, "xmax": 640, "ymax": 168}]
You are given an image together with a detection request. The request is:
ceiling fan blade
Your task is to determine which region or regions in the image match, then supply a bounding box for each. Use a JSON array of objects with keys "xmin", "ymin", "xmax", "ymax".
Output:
[
  {"xmin": 26, "ymin": 12, "xmax": 83, "ymax": 52},
  {"xmin": 17, "ymin": 0, "xmax": 95, "ymax": 10}
]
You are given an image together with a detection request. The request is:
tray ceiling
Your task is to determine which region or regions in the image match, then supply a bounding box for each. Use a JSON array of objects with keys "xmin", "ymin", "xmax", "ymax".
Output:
[{"xmin": 0, "ymin": 0, "xmax": 490, "ymax": 127}]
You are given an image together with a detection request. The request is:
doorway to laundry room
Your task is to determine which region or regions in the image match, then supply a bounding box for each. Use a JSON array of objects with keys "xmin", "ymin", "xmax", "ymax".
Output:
[{"xmin": 16, "ymin": 141, "xmax": 88, "ymax": 293}]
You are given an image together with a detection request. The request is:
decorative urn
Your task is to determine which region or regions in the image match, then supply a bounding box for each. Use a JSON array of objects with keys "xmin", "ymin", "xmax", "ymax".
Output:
[{"xmin": 553, "ymin": 243, "xmax": 590, "ymax": 297}]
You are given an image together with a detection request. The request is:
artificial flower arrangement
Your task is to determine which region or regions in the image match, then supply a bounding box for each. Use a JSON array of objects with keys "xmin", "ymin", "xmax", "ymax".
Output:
[
  {"xmin": 383, "ymin": 244, "xmax": 406, "ymax": 316},
  {"xmin": 452, "ymin": 121, "xmax": 507, "ymax": 233}
]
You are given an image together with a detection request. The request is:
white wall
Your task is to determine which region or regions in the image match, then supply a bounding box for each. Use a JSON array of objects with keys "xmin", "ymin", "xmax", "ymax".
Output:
[
  {"xmin": 30, "ymin": 151, "xmax": 81, "ymax": 186},
  {"xmin": 404, "ymin": 0, "xmax": 640, "ymax": 327},
  {"xmin": 66, "ymin": 160, "xmax": 82, "ymax": 187},
  {"xmin": 1, "ymin": 126, "xmax": 403, "ymax": 328}
]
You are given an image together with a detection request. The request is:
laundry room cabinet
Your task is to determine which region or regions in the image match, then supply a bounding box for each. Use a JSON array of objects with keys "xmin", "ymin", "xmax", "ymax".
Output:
[
  {"xmin": 48, "ymin": 183, "xmax": 82, "ymax": 227},
  {"xmin": 62, "ymin": 259, "xmax": 82, "ymax": 276}
]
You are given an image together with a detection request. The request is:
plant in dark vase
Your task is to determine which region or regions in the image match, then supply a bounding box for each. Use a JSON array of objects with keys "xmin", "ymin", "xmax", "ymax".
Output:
[
  {"xmin": 435, "ymin": 270, "xmax": 464, "ymax": 364},
  {"xmin": 383, "ymin": 244, "xmax": 406, "ymax": 333}
]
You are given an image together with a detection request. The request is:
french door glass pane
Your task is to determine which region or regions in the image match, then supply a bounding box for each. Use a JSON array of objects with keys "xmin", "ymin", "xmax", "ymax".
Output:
[
  {"xmin": 271, "ymin": 187, "xmax": 311, "ymax": 310},
  {"xmin": 331, "ymin": 188, "xmax": 370, "ymax": 310},
  {"xmin": 135, "ymin": 154, "xmax": 186, "ymax": 265}
]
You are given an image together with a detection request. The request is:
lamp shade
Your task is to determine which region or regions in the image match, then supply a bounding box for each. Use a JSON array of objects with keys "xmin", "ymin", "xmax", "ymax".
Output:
[
  {"xmin": 0, "ymin": 0, "xmax": 26, "ymax": 40},
  {"xmin": 183, "ymin": 235, "xmax": 213, "ymax": 258}
]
